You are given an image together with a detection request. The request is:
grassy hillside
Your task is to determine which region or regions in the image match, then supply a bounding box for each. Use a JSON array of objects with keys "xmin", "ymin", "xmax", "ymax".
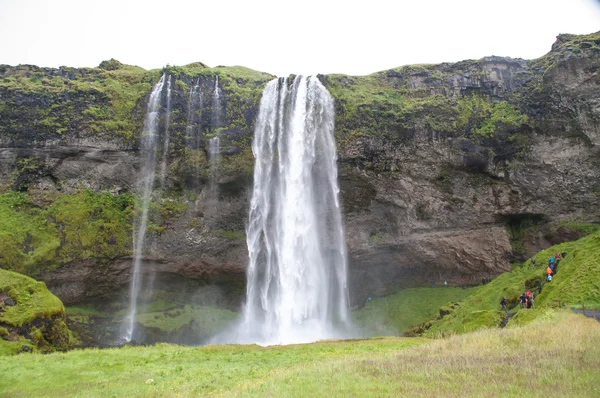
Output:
[
  {"xmin": 416, "ymin": 229, "xmax": 600, "ymax": 337},
  {"xmin": 352, "ymin": 287, "xmax": 472, "ymax": 336},
  {"xmin": 0, "ymin": 312, "xmax": 596, "ymax": 396}
]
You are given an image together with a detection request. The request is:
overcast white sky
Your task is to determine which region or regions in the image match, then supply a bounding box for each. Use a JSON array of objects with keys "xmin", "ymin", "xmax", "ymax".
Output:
[{"xmin": 1, "ymin": 0, "xmax": 599, "ymax": 76}]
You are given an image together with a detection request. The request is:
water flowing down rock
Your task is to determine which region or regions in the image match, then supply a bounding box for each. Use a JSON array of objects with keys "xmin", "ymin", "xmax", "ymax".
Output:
[
  {"xmin": 212, "ymin": 75, "xmax": 222, "ymax": 129},
  {"xmin": 208, "ymin": 135, "xmax": 220, "ymax": 203},
  {"xmin": 122, "ymin": 74, "xmax": 166, "ymax": 342},
  {"xmin": 223, "ymin": 76, "xmax": 350, "ymax": 345},
  {"xmin": 159, "ymin": 75, "xmax": 173, "ymax": 189}
]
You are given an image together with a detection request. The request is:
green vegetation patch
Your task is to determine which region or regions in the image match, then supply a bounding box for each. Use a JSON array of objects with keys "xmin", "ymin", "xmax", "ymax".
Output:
[
  {"xmin": 419, "ymin": 229, "xmax": 600, "ymax": 337},
  {"xmin": 0, "ymin": 269, "xmax": 64, "ymax": 327},
  {"xmin": 455, "ymin": 95, "xmax": 528, "ymax": 138},
  {"xmin": 352, "ymin": 287, "xmax": 472, "ymax": 336},
  {"xmin": 0, "ymin": 269, "xmax": 69, "ymax": 355},
  {"xmin": 0, "ymin": 189, "xmax": 134, "ymax": 276},
  {"xmin": 0, "ymin": 337, "xmax": 33, "ymax": 356},
  {"xmin": 133, "ymin": 304, "xmax": 237, "ymax": 335}
]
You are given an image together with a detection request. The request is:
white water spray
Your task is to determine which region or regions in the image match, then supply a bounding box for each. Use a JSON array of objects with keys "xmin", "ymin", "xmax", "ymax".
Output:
[
  {"xmin": 122, "ymin": 74, "xmax": 166, "ymax": 342},
  {"xmin": 223, "ymin": 76, "xmax": 350, "ymax": 345}
]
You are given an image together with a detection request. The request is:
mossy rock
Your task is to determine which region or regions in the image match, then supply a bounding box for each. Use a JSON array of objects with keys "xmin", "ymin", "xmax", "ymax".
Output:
[{"xmin": 0, "ymin": 269, "xmax": 70, "ymax": 355}]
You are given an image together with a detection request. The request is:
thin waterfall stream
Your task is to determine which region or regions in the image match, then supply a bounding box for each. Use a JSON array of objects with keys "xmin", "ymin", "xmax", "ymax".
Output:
[
  {"xmin": 159, "ymin": 75, "xmax": 173, "ymax": 189},
  {"xmin": 121, "ymin": 74, "xmax": 166, "ymax": 342}
]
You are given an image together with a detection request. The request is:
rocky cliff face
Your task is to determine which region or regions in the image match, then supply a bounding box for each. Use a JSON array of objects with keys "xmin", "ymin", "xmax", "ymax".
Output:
[{"xmin": 0, "ymin": 33, "xmax": 599, "ymax": 308}]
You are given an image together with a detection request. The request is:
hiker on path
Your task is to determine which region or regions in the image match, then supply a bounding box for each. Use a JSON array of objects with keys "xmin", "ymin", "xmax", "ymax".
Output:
[
  {"xmin": 500, "ymin": 296, "xmax": 508, "ymax": 311},
  {"xmin": 520, "ymin": 293, "xmax": 527, "ymax": 309},
  {"xmin": 547, "ymin": 266, "xmax": 553, "ymax": 277},
  {"xmin": 537, "ymin": 280, "xmax": 542, "ymax": 294},
  {"xmin": 461, "ymin": 277, "xmax": 465, "ymax": 289},
  {"xmin": 444, "ymin": 280, "xmax": 448, "ymax": 288},
  {"xmin": 431, "ymin": 280, "xmax": 435, "ymax": 288},
  {"xmin": 547, "ymin": 274, "xmax": 553, "ymax": 282},
  {"xmin": 529, "ymin": 292, "xmax": 535, "ymax": 309}
]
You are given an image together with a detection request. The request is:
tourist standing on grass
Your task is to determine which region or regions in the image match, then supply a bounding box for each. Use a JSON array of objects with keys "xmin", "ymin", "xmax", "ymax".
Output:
[
  {"xmin": 501, "ymin": 296, "xmax": 508, "ymax": 311},
  {"xmin": 444, "ymin": 280, "xmax": 448, "ymax": 288}
]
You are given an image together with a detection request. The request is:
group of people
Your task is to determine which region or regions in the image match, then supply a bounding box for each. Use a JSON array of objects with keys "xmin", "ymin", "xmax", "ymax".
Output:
[
  {"xmin": 500, "ymin": 290, "xmax": 536, "ymax": 311},
  {"xmin": 500, "ymin": 251, "xmax": 567, "ymax": 312},
  {"xmin": 533, "ymin": 251, "xmax": 566, "ymax": 282}
]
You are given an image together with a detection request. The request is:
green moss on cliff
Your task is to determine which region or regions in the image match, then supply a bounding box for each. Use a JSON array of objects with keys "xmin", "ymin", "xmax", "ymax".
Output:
[
  {"xmin": 0, "ymin": 190, "xmax": 134, "ymax": 276},
  {"xmin": 48, "ymin": 190, "xmax": 135, "ymax": 264},
  {"xmin": 0, "ymin": 191, "xmax": 60, "ymax": 273},
  {"xmin": 455, "ymin": 96, "xmax": 528, "ymax": 138},
  {"xmin": 324, "ymin": 68, "xmax": 529, "ymax": 159}
]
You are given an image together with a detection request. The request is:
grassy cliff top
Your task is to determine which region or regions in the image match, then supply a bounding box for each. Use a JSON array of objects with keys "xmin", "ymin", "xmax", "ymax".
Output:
[{"xmin": 0, "ymin": 269, "xmax": 65, "ymax": 327}]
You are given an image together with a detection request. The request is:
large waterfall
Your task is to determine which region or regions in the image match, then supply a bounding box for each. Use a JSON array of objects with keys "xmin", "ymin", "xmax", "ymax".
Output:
[
  {"xmin": 228, "ymin": 76, "xmax": 350, "ymax": 345},
  {"xmin": 121, "ymin": 74, "xmax": 166, "ymax": 342}
]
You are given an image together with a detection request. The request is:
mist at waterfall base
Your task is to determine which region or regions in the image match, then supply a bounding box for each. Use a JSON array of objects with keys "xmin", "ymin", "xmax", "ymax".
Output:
[{"xmin": 214, "ymin": 76, "xmax": 352, "ymax": 346}]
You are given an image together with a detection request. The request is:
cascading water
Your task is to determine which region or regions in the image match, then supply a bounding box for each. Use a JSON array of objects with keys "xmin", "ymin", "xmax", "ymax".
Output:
[
  {"xmin": 186, "ymin": 78, "xmax": 203, "ymax": 150},
  {"xmin": 211, "ymin": 75, "xmax": 222, "ymax": 129},
  {"xmin": 159, "ymin": 75, "xmax": 173, "ymax": 189},
  {"xmin": 121, "ymin": 74, "xmax": 166, "ymax": 342},
  {"xmin": 224, "ymin": 76, "xmax": 350, "ymax": 345},
  {"xmin": 208, "ymin": 135, "xmax": 220, "ymax": 202}
]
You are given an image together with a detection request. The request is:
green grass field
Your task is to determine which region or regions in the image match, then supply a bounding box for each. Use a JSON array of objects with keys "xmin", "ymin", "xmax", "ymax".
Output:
[{"xmin": 0, "ymin": 312, "xmax": 597, "ymax": 397}]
